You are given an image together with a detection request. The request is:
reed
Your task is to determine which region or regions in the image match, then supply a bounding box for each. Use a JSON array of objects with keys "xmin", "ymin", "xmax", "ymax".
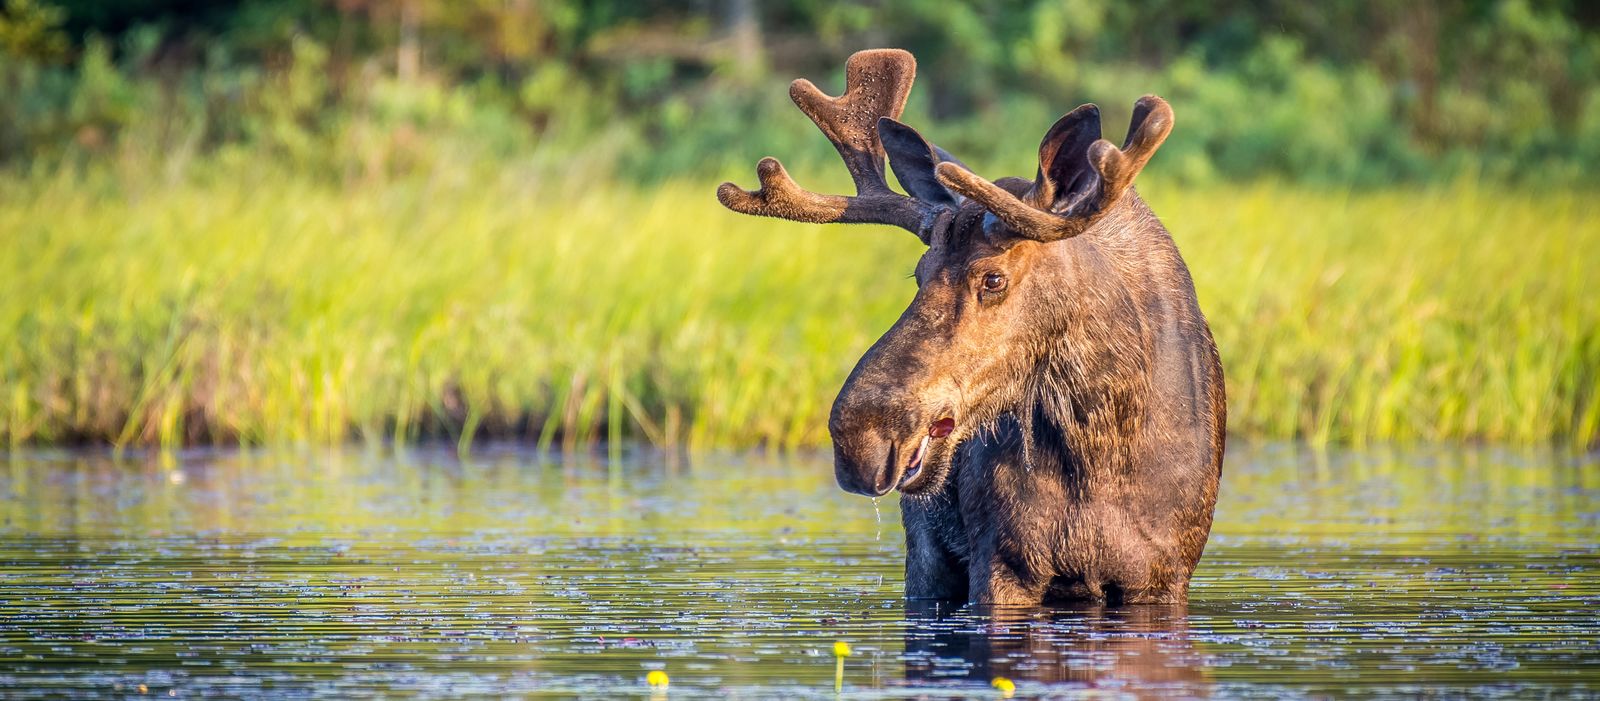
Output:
[{"xmin": 2, "ymin": 163, "xmax": 1594, "ymax": 449}]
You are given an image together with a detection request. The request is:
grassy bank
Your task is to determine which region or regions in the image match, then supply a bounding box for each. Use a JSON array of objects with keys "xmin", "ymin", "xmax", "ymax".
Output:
[{"xmin": 2, "ymin": 165, "xmax": 1596, "ymax": 449}]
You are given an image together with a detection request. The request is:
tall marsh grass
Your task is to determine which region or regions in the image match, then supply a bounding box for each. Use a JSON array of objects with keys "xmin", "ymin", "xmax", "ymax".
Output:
[{"xmin": 1, "ymin": 164, "xmax": 1595, "ymax": 449}]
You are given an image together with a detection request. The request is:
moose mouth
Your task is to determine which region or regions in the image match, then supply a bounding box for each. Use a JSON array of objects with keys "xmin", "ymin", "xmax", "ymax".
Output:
[{"xmin": 898, "ymin": 417, "xmax": 956, "ymax": 491}]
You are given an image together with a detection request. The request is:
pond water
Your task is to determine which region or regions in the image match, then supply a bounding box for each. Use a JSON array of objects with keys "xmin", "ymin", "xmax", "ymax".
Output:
[{"xmin": 0, "ymin": 444, "xmax": 1596, "ymax": 698}]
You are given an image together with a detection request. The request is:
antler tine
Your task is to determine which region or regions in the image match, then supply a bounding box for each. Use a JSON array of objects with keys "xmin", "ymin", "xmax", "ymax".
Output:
[
  {"xmin": 934, "ymin": 95, "xmax": 1175, "ymax": 242},
  {"xmin": 717, "ymin": 49, "xmax": 939, "ymax": 236},
  {"xmin": 1093, "ymin": 95, "xmax": 1173, "ymax": 201},
  {"xmin": 788, "ymin": 49, "xmax": 914, "ymax": 197}
]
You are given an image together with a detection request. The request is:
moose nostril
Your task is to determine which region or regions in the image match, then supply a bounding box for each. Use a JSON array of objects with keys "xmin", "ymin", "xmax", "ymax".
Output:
[
  {"xmin": 930, "ymin": 418, "xmax": 954, "ymax": 438},
  {"xmin": 873, "ymin": 469, "xmax": 894, "ymax": 495},
  {"xmin": 869, "ymin": 443, "xmax": 897, "ymax": 495}
]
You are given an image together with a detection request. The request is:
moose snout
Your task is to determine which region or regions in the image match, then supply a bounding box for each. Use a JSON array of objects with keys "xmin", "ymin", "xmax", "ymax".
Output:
[
  {"xmin": 830, "ymin": 326, "xmax": 955, "ymax": 497},
  {"xmin": 830, "ymin": 385, "xmax": 916, "ymax": 496},
  {"xmin": 830, "ymin": 389, "xmax": 949, "ymax": 497},
  {"xmin": 831, "ymin": 428, "xmax": 898, "ymax": 497}
]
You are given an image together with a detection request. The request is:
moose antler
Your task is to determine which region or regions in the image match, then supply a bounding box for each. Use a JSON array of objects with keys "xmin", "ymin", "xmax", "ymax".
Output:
[
  {"xmin": 934, "ymin": 95, "xmax": 1174, "ymax": 242},
  {"xmin": 716, "ymin": 49, "xmax": 945, "ymax": 238}
]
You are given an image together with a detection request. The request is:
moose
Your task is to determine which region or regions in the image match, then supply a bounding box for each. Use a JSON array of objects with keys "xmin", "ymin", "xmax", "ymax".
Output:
[{"xmin": 717, "ymin": 49, "xmax": 1225, "ymax": 605}]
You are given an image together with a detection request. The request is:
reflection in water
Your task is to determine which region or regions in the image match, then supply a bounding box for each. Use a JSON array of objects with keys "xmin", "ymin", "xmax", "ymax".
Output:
[
  {"xmin": 0, "ymin": 443, "xmax": 1595, "ymax": 697},
  {"xmin": 903, "ymin": 603, "xmax": 1208, "ymax": 697}
]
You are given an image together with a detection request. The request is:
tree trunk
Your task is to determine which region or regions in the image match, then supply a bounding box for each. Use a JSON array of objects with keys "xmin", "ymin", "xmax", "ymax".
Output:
[
  {"xmin": 726, "ymin": 0, "xmax": 763, "ymax": 82},
  {"xmin": 397, "ymin": 0, "xmax": 420, "ymax": 82}
]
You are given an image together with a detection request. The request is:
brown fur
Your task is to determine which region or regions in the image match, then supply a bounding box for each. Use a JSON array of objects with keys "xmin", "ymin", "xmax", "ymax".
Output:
[{"xmin": 718, "ymin": 50, "xmax": 1225, "ymax": 606}]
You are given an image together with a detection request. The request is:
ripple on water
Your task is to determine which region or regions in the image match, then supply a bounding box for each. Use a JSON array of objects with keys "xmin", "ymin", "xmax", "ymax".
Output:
[{"xmin": 0, "ymin": 444, "xmax": 1596, "ymax": 698}]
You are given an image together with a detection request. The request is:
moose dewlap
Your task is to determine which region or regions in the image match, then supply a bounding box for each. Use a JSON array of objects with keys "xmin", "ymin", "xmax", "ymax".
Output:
[{"xmin": 717, "ymin": 49, "xmax": 1225, "ymax": 606}]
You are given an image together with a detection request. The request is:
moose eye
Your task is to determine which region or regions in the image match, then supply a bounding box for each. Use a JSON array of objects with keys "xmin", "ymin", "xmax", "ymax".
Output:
[{"xmin": 981, "ymin": 272, "xmax": 1007, "ymax": 293}]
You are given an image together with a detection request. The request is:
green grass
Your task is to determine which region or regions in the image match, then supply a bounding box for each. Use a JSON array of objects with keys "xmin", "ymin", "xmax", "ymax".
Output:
[{"xmin": 1, "ymin": 163, "xmax": 1596, "ymax": 449}]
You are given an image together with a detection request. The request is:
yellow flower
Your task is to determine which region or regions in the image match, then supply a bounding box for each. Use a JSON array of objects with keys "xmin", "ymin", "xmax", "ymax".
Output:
[
  {"xmin": 833, "ymin": 641, "xmax": 852, "ymax": 657},
  {"xmin": 646, "ymin": 670, "xmax": 669, "ymax": 687},
  {"xmin": 992, "ymin": 676, "xmax": 1016, "ymax": 696}
]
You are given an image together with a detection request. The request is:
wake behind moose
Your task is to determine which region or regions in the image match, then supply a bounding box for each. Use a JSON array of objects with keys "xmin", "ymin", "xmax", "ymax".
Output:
[{"xmin": 717, "ymin": 49, "xmax": 1225, "ymax": 606}]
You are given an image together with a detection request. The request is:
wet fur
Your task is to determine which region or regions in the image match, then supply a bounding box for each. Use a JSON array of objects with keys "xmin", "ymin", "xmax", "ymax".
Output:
[
  {"xmin": 716, "ymin": 50, "xmax": 1224, "ymax": 606},
  {"xmin": 893, "ymin": 193, "xmax": 1224, "ymax": 605}
]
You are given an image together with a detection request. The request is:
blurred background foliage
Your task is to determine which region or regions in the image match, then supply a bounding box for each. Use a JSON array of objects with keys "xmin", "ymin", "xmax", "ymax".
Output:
[{"xmin": 1, "ymin": 0, "xmax": 1598, "ymax": 184}]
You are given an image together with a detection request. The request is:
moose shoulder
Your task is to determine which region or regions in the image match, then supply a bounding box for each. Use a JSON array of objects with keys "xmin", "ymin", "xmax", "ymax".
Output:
[{"xmin": 717, "ymin": 49, "xmax": 1225, "ymax": 606}]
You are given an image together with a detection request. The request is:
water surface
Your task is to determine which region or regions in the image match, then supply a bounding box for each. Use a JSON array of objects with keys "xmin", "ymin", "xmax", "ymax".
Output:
[{"xmin": 1, "ymin": 444, "xmax": 1597, "ymax": 698}]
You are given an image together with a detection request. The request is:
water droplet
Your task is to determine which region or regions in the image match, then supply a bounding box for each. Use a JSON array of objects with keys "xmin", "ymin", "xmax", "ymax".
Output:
[{"xmin": 870, "ymin": 497, "xmax": 882, "ymax": 541}]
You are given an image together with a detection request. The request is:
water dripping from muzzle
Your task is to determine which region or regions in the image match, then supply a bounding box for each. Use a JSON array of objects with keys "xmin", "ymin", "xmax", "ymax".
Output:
[{"xmin": 870, "ymin": 497, "xmax": 882, "ymax": 541}]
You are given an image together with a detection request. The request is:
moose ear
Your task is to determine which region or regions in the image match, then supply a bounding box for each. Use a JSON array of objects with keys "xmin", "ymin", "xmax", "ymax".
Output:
[
  {"xmin": 1033, "ymin": 104, "xmax": 1103, "ymax": 213},
  {"xmin": 937, "ymin": 96, "xmax": 1171, "ymax": 243},
  {"xmin": 878, "ymin": 117, "xmax": 960, "ymax": 206}
]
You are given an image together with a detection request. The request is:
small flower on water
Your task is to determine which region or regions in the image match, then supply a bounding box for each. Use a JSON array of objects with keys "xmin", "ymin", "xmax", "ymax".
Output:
[{"xmin": 992, "ymin": 676, "xmax": 1016, "ymax": 696}]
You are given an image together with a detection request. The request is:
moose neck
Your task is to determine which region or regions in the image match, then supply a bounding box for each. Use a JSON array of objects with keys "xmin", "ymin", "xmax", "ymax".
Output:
[{"xmin": 1017, "ymin": 199, "xmax": 1155, "ymax": 478}]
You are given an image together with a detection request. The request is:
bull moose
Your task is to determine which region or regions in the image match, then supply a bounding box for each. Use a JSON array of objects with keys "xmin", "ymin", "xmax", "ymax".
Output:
[{"xmin": 717, "ymin": 49, "xmax": 1225, "ymax": 605}]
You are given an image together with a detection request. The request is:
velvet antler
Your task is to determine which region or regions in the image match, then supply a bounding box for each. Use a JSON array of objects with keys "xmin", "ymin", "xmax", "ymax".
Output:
[
  {"xmin": 934, "ymin": 95, "xmax": 1174, "ymax": 242},
  {"xmin": 716, "ymin": 49, "xmax": 946, "ymax": 238}
]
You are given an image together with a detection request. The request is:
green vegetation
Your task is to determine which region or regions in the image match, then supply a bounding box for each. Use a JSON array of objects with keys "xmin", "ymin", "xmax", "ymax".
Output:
[
  {"xmin": 1, "ymin": 1, "xmax": 1598, "ymax": 184},
  {"xmin": 1, "ymin": 1, "xmax": 1596, "ymax": 448},
  {"xmin": 2, "ymin": 161, "xmax": 1595, "ymax": 449}
]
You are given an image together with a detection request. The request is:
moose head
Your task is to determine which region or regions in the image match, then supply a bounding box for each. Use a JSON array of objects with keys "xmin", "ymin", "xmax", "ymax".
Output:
[{"xmin": 717, "ymin": 49, "xmax": 1174, "ymax": 498}]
